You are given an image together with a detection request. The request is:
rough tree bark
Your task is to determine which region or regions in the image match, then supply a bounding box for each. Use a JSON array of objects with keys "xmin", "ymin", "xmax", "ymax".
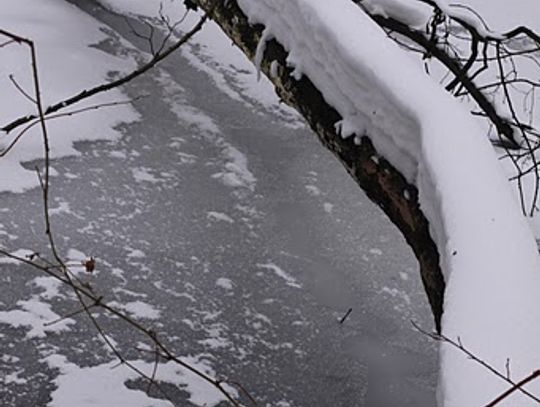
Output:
[{"xmin": 193, "ymin": 0, "xmax": 446, "ymax": 331}]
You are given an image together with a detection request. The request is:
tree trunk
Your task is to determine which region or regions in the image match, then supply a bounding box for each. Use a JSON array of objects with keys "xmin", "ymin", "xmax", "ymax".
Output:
[{"xmin": 193, "ymin": 0, "xmax": 445, "ymax": 332}]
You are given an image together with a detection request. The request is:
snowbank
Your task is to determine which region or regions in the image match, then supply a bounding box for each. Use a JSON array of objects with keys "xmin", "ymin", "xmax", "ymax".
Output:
[
  {"xmin": 236, "ymin": 0, "xmax": 540, "ymax": 405},
  {"xmin": 0, "ymin": 0, "xmax": 138, "ymax": 193},
  {"xmin": 96, "ymin": 0, "xmax": 302, "ymax": 127}
]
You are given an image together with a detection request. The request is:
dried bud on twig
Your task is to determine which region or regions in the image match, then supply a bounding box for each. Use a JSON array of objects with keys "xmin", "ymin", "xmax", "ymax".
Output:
[{"xmin": 83, "ymin": 257, "xmax": 95, "ymax": 273}]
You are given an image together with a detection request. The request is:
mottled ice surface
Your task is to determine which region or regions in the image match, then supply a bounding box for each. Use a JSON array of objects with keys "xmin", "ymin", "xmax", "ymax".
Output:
[{"xmin": 0, "ymin": 1, "xmax": 437, "ymax": 406}]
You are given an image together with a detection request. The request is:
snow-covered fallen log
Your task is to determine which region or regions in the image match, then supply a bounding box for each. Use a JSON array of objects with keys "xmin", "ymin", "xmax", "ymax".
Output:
[{"xmin": 196, "ymin": 0, "xmax": 540, "ymax": 405}]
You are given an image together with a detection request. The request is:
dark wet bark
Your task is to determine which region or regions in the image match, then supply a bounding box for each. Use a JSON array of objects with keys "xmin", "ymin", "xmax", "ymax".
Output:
[{"xmin": 194, "ymin": 0, "xmax": 445, "ymax": 332}]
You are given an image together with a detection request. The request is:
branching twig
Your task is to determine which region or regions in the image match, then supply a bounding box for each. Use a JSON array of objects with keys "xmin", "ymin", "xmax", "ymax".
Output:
[
  {"xmin": 485, "ymin": 370, "xmax": 540, "ymax": 406},
  {"xmin": 1, "ymin": 14, "xmax": 207, "ymax": 134},
  {"xmin": 358, "ymin": 0, "xmax": 540, "ymax": 214},
  {"xmin": 412, "ymin": 321, "xmax": 540, "ymax": 404},
  {"xmin": 0, "ymin": 9, "xmax": 248, "ymax": 405},
  {"xmin": 0, "ymin": 98, "xmax": 141, "ymax": 158}
]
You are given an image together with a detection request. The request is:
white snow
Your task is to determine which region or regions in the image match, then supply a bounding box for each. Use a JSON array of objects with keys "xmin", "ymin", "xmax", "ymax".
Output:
[
  {"xmin": 212, "ymin": 145, "xmax": 257, "ymax": 191},
  {"xmin": 381, "ymin": 286, "xmax": 411, "ymax": 305},
  {"xmin": 126, "ymin": 248, "xmax": 146, "ymax": 258},
  {"xmin": 108, "ymin": 300, "xmax": 161, "ymax": 320},
  {"xmin": 4, "ymin": 0, "xmax": 540, "ymax": 405},
  {"xmin": 5, "ymin": 370, "xmax": 27, "ymax": 385},
  {"xmin": 45, "ymin": 353, "xmax": 234, "ymax": 407},
  {"xmin": 0, "ymin": 299, "xmax": 75, "ymax": 339},
  {"xmin": 238, "ymin": 0, "xmax": 540, "ymax": 405},
  {"xmin": 109, "ymin": 150, "xmax": 127, "ymax": 159},
  {"xmin": 1, "ymin": 355, "xmax": 20, "ymax": 363},
  {"xmin": 66, "ymin": 248, "xmax": 87, "ymax": 263},
  {"xmin": 114, "ymin": 287, "xmax": 147, "ymax": 299},
  {"xmin": 323, "ymin": 202, "xmax": 334, "ymax": 213},
  {"xmin": 0, "ymin": 260, "xmax": 74, "ymax": 338},
  {"xmin": 433, "ymin": 0, "xmax": 505, "ymax": 40},
  {"xmin": 96, "ymin": 0, "xmax": 184, "ymax": 18},
  {"xmin": 155, "ymin": 70, "xmax": 257, "ymax": 192},
  {"xmin": 207, "ymin": 211, "xmax": 235, "ymax": 224},
  {"xmin": 304, "ymin": 185, "xmax": 321, "ymax": 196},
  {"xmin": 49, "ymin": 201, "xmax": 72, "ymax": 216},
  {"xmin": 360, "ymin": 0, "xmax": 432, "ymax": 29},
  {"xmin": 362, "ymin": 0, "xmax": 505, "ymax": 39},
  {"xmin": 132, "ymin": 167, "xmax": 160, "ymax": 183},
  {"xmin": 111, "ymin": 267, "xmax": 126, "ymax": 280},
  {"xmin": 399, "ymin": 271, "xmax": 409, "ymax": 281},
  {"xmin": 0, "ymin": 0, "xmax": 139, "ymax": 193},
  {"xmin": 215, "ymin": 277, "xmax": 233, "ymax": 290},
  {"xmin": 31, "ymin": 276, "xmax": 63, "ymax": 300},
  {"xmin": 96, "ymin": 0, "xmax": 302, "ymax": 127},
  {"xmin": 64, "ymin": 248, "xmax": 96, "ymax": 275},
  {"xmin": 257, "ymin": 263, "xmax": 301, "ymax": 289},
  {"xmin": 460, "ymin": 0, "xmax": 540, "ymax": 32},
  {"xmin": 0, "ymin": 248, "xmax": 34, "ymax": 264}
]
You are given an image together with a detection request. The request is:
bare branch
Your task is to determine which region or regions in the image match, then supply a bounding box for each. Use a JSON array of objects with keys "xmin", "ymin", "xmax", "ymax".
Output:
[
  {"xmin": 0, "ymin": 12, "xmax": 246, "ymax": 405},
  {"xmin": 1, "ymin": 14, "xmax": 208, "ymax": 134},
  {"xmin": 9, "ymin": 74, "xmax": 36, "ymax": 103},
  {"xmin": 412, "ymin": 321, "xmax": 540, "ymax": 404},
  {"xmin": 485, "ymin": 370, "xmax": 540, "ymax": 407}
]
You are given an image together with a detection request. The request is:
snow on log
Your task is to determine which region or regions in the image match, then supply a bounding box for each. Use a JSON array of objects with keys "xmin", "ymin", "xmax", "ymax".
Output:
[{"xmin": 203, "ymin": 0, "xmax": 540, "ymax": 405}]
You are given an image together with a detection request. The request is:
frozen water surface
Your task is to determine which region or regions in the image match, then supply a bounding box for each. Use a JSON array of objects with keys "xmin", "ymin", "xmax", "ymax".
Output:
[{"xmin": 0, "ymin": 1, "xmax": 436, "ymax": 406}]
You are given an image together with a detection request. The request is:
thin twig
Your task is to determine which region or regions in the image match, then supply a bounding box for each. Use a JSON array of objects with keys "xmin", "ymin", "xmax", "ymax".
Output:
[
  {"xmin": 412, "ymin": 321, "xmax": 540, "ymax": 404},
  {"xmin": 9, "ymin": 74, "xmax": 36, "ymax": 103},
  {"xmin": 485, "ymin": 370, "xmax": 540, "ymax": 406},
  {"xmin": 0, "ymin": 13, "xmax": 246, "ymax": 405},
  {"xmin": 1, "ymin": 15, "xmax": 208, "ymax": 134},
  {"xmin": 339, "ymin": 308, "xmax": 352, "ymax": 324}
]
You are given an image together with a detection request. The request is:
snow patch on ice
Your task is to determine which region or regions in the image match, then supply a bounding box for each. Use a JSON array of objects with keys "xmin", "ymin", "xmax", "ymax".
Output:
[
  {"xmin": 132, "ymin": 167, "xmax": 159, "ymax": 183},
  {"xmin": 44, "ymin": 353, "xmax": 234, "ymax": 407},
  {"xmin": 66, "ymin": 248, "xmax": 87, "ymax": 263},
  {"xmin": 323, "ymin": 202, "xmax": 334, "ymax": 213},
  {"xmin": 109, "ymin": 150, "xmax": 127, "ymax": 159},
  {"xmin": 207, "ymin": 211, "xmax": 235, "ymax": 224},
  {"xmin": 0, "ymin": 299, "xmax": 75, "ymax": 339},
  {"xmin": 32, "ymin": 276, "xmax": 63, "ymax": 300},
  {"xmin": 216, "ymin": 277, "xmax": 233, "ymax": 290},
  {"xmin": 156, "ymin": 70, "xmax": 257, "ymax": 192},
  {"xmin": 126, "ymin": 248, "xmax": 146, "ymax": 258},
  {"xmin": 257, "ymin": 263, "xmax": 301, "ymax": 289},
  {"xmin": 0, "ymin": 255, "xmax": 74, "ymax": 337},
  {"xmin": 108, "ymin": 300, "xmax": 161, "ymax": 320},
  {"xmin": 49, "ymin": 201, "xmax": 68, "ymax": 216},
  {"xmin": 0, "ymin": 248, "xmax": 35, "ymax": 264},
  {"xmin": 5, "ymin": 370, "xmax": 27, "ymax": 385},
  {"xmin": 304, "ymin": 185, "xmax": 321, "ymax": 196},
  {"xmin": 381, "ymin": 286, "xmax": 411, "ymax": 305},
  {"xmin": 212, "ymin": 145, "xmax": 257, "ymax": 191}
]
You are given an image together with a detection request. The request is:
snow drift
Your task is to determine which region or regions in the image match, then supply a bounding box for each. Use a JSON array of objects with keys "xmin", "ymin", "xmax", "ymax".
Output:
[{"xmin": 0, "ymin": 0, "xmax": 138, "ymax": 193}]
